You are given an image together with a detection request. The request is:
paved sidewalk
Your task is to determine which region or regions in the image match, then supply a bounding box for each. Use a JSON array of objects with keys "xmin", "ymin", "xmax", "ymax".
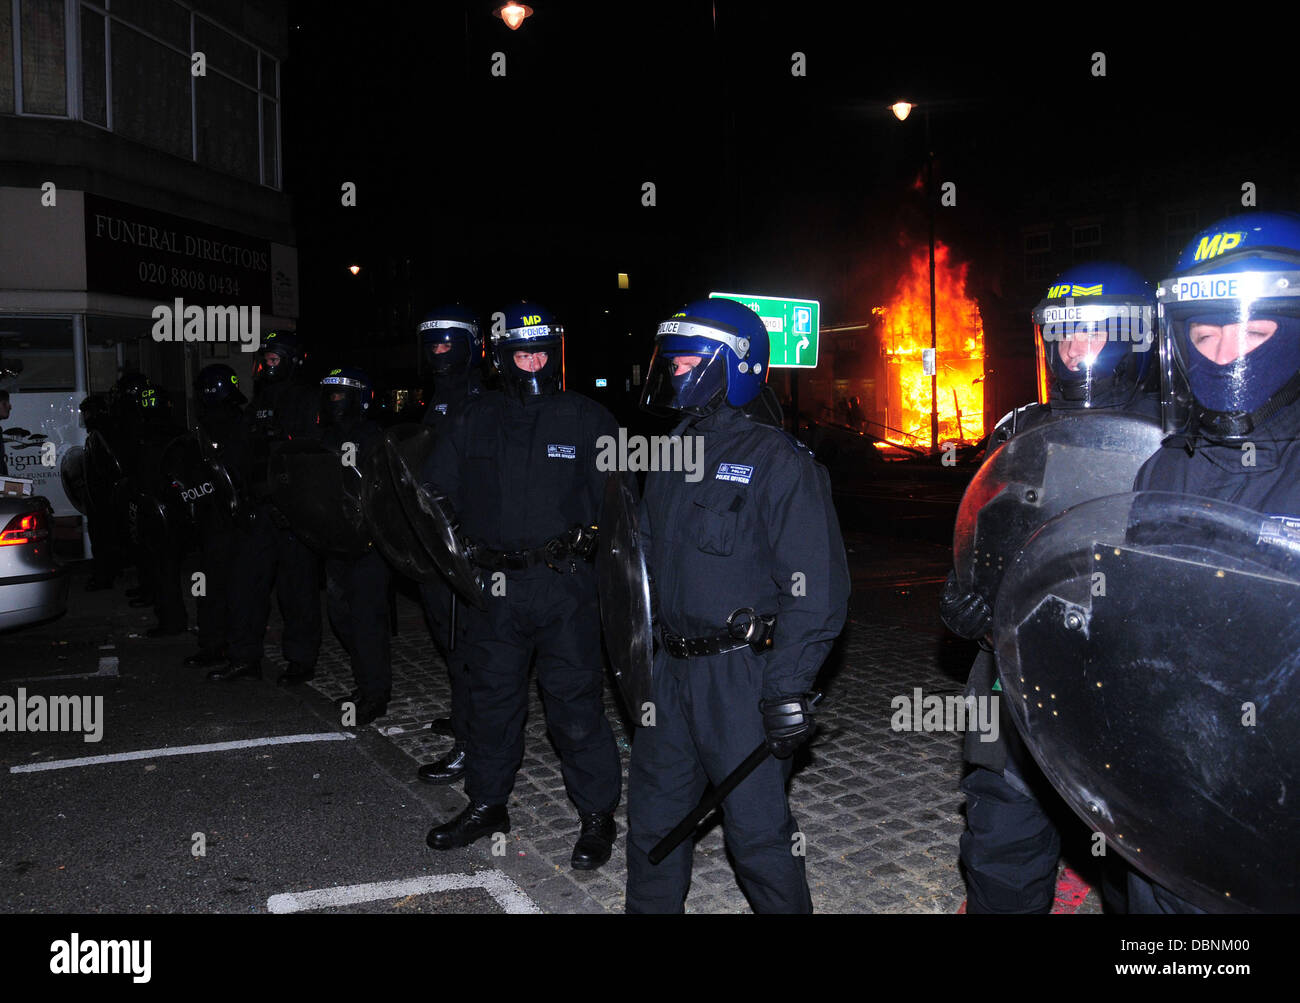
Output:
[{"xmin": 301, "ymin": 531, "xmax": 1102, "ymax": 914}]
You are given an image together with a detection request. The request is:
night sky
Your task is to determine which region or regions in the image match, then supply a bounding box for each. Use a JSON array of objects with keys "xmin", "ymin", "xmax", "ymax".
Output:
[{"xmin": 280, "ymin": 3, "xmax": 1300, "ymax": 408}]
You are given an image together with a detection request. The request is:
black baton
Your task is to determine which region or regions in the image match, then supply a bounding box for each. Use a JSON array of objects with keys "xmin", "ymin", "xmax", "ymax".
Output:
[{"xmin": 648, "ymin": 691, "xmax": 822, "ymax": 865}]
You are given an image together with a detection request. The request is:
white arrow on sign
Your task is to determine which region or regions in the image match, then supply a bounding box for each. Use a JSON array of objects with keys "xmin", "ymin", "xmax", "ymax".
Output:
[{"xmin": 796, "ymin": 335, "xmax": 810, "ymax": 363}]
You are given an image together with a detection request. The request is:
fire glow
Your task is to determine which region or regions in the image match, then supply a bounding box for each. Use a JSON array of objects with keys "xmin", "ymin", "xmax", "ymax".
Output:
[{"xmin": 875, "ymin": 242, "xmax": 985, "ymax": 446}]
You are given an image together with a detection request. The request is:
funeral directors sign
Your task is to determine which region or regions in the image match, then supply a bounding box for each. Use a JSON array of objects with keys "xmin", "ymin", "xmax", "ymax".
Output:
[{"xmin": 84, "ymin": 193, "xmax": 276, "ymax": 311}]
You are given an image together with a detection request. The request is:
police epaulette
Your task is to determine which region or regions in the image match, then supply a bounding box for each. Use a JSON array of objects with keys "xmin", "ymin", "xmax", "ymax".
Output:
[{"xmin": 777, "ymin": 428, "xmax": 815, "ymax": 458}]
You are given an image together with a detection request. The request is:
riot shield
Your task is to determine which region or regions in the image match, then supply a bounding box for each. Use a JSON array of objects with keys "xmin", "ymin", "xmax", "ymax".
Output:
[
  {"xmin": 269, "ymin": 439, "xmax": 373, "ymax": 559},
  {"xmin": 195, "ymin": 431, "xmax": 244, "ymax": 526},
  {"xmin": 361, "ymin": 424, "xmax": 444, "ymax": 583},
  {"xmin": 60, "ymin": 445, "xmax": 89, "ymax": 515},
  {"xmin": 83, "ymin": 429, "xmax": 123, "ymax": 520},
  {"xmin": 993, "ymin": 491, "xmax": 1300, "ymax": 913},
  {"xmin": 378, "ymin": 426, "xmax": 486, "ymax": 608},
  {"xmin": 952, "ymin": 412, "xmax": 1163, "ymax": 604},
  {"xmin": 595, "ymin": 472, "xmax": 654, "ymax": 713}
]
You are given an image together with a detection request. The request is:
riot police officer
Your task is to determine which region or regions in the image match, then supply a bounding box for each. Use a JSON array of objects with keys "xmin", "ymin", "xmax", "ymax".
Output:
[
  {"xmin": 184, "ymin": 364, "xmax": 247, "ymax": 668},
  {"xmin": 422, "ymin": 303, "xmax": 622, "ymax": 870},
  {"xmin": 132, "ymin": 384, "xmax": 189, "ymax": 637},
  {"xmin": 210, "ymin": 331, "xmax": 322, "ymax": 683},
  {"xmin": 940, "ymin": 262, "xmax": 1160, "ymax": 913},
  {"xmin": 624, "ymin": 298, "xmax": 851, "ymax": 913},
  {"xmin": 304, "ymin": 367, "xmax": 392, "ymax": 725},
  {"xmin": 1126, "ymin": 212, "xmax": 1300, "ymax": 912},
  {"xmin": 415, "ymin": 306, "xmax": 486, "ymax": 783},
  {"xmin": 79, "ymin": 392, "xmax": 120, "ymax": 591}
]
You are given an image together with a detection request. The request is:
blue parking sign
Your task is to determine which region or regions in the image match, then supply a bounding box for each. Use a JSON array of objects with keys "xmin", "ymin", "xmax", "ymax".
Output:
[{"xmin": 793, "ymin": 307, "xmax": 812, "ymax": 336}]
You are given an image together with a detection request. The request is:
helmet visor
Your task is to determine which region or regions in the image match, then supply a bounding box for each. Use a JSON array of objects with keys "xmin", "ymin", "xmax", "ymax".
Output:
[
  {"xmin": 1158, "ymin": 267, "xmax": 1300, "ymax": 434},
  {"xmin": 640, "ymin": 341, "xmax": 728, "ymax": 416},
  {"xmin": 1031, "ymin": 301, "xmax": 1155, "ymax": 409}
]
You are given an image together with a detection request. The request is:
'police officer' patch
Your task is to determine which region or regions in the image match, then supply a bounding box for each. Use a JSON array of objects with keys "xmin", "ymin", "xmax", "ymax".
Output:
[
  {"xmin": 547, "ymin": 444, "xmax": 577, "ymax": 459},
  {"xmin": 1258, "ymin": 515, "xmax": 1300, "ymax": 554},
  {"xmin": 715, "ymin": 463, "xmax": 753, "ymax": 484}
]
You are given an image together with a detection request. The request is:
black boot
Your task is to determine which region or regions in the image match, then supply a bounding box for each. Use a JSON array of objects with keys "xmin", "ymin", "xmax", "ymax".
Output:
[
  {"xmin": 276, "ymin": 661, "xmax": 316, "ymax": 687},
  {"xmin": 427, "ymin": 802, "xmax": 509, "ymax": 851},
  {"xmin": 571, "ymin": 812, "xmax": 616, "ymax": 871},
  {"xmin": 427, "ymin": 717, "xmax": 455, "ymax": 737},
  {"xmin": 416, "ymin": 745, "xmax": 467, "ymax": 784},
  {"xmin": 345, "ymin": 693, "xmax": 389, "ymax": 727},
  {"xmin": 207, "ymin": 660, "xmax": 262, "ymax": 682}
]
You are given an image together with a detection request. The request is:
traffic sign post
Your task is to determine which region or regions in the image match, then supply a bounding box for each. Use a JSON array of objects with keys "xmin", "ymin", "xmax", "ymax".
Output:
[{"xmin": 708, "ymin": 292, "xmax": 821, "ymax": 368}]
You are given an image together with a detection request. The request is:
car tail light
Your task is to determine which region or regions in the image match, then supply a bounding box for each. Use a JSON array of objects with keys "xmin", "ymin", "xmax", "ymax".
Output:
[{"xmin": 0, "ymin": 509, "xmax": 49, "ymax": 547}]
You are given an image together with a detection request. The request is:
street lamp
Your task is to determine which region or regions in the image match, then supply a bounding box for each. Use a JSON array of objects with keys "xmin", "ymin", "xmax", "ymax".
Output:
[
  {"xmin": 348, "ymin": 265, "xmax": 360, "ymax": 276},
  {"xmin": 892, "ymin": 99, "xmax": 939, "ymax": 451},
  {"xmin": 494, "ymin": 3, "xmax": 533, "ymax": 30}
]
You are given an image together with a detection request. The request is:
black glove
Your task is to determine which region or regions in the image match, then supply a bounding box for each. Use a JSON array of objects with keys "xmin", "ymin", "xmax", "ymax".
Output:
[
  {"xmin": 759, "ymin": 695, "xmax": 815, "ymax": 759},
  {"xmin": 939, "ymin": 570, "xmax": 992, "ymax": 639}
]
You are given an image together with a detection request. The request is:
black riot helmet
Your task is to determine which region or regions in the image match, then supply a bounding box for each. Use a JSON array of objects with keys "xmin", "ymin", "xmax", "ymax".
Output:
[
  {"xmin": 255, "ymin": 331, "xmax": 305, "ymax": 384},
  {"xmin": 419, "ymin": 305, "xmax": 483, "ymax": 378},
  {"xmin": 319, "ymin": 367, "xmax": 374, "ymax": 427},
  {"xmin": 491, "ymin": 302, "xmax": 564, "ymax": 400},
  {"xmin": 194, "ymin": 364, "xmax": 247, "ymax": 411}
]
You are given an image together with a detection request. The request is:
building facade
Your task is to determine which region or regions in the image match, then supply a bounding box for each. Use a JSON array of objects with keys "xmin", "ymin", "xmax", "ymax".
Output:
[{"xmin": 0, "ymin": 0, "xmax": 295, "ymax": 527}]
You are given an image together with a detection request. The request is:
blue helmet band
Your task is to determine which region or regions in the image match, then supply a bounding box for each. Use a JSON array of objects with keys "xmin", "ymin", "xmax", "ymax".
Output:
[{"xmin": 656, "ymin": 318, "xmax": 754, "ymax": 362}]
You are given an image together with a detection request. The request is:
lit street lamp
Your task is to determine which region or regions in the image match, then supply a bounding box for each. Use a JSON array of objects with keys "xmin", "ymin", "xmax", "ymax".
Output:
[
  {"xmin": 892, "ymin": 99, "xmax": 939, "ymax": 452},
  {"xmin": 494, "ymin": 3, "xmax": 534, "ymax": 30}
]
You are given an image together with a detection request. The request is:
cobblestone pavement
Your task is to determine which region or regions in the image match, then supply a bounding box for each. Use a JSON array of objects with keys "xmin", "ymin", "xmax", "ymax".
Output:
[{"xmin": 301, "ymin": 531, "xmax": 1103, "ymax": 914}]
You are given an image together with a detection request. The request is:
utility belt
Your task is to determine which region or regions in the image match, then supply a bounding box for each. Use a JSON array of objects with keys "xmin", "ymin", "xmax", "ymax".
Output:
[
  {"xmin": 661, "ymin": 607, "xmax": 777, "ymax": 659},
  {"xmin": 470, "ymin": 525, "xmax": 598, "ymax": 574}
]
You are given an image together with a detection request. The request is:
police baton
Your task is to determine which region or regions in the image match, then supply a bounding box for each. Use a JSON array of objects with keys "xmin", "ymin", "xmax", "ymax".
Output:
[{"xmin": 648, "ymin": 692, "xmax": 823, "ymax": 866}]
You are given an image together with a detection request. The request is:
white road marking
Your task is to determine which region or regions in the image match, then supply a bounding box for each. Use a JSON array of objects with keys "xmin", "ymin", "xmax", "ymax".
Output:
[
  {"xmin": 266, "ymin": 871, "xmax": 541, "ymax": 914},
  {"xmin": 9, "ymin": 732, "xmax": 355, "ymax": 773},
  {"xmin": 11, "ymin": 655, "xmax": 119, "ymax": 683}
]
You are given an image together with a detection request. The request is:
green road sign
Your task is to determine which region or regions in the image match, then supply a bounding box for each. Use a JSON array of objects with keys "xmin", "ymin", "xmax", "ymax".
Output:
[{"xmin": 708, "ymin": 292, "xmax": 820, "ymax": 369}]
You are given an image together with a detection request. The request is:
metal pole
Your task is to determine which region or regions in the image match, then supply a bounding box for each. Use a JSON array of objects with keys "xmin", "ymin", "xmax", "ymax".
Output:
[{"xmin": 927, "ymin": 108, "xmax": 938, "ymax": 452}]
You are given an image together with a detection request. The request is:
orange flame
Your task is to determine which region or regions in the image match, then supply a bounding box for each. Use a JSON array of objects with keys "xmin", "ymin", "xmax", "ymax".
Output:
[{"xmin": 876, "ymin": 241, "xmax": 985, "ymax": 445}]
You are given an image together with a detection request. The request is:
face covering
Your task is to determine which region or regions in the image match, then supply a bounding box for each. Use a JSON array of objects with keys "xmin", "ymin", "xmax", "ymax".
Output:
[{"xmin": 1185, "ymin": 313, "xmax": 1300, "ymax": 415}]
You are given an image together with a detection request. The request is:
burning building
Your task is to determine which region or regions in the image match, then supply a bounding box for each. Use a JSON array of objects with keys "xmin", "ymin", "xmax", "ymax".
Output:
[
  {"xmin": 875, "ymin": 242, "xmax": 986, "ymax": 446},
  {"xmin": 786, "ymin": 240, "xmax": 986, "ymax": 451}
]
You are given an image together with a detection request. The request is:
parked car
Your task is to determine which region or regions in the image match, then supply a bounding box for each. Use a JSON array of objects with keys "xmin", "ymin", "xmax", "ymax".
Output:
[{"xmin": 0, "ymin": 495, "xmax": 69, "ymax": 630}]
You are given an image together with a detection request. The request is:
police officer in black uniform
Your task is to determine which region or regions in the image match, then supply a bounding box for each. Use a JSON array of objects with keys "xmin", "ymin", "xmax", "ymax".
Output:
[
  {"xmin": 184, "ymin": 364, "xmax": 247, "ymax": 668},
  {"xmin": 940, "ymin": 263, "xmax": 1159, "ymax": 913},
  {"xmin": 625, "ymin": 298, "xmax": 851, "ymax": 913},
  {"xmin": 80, "ymin": 392, "xmax": 120, "ymax": 592},
  {"xmin": 306, "ymin": 367, "xmax": 392, "ymax": 725},
  {"xmin": 423, "ymin": 303, "xmax": 622, "ymax": 870},
  {"xmin": 1126, "ymin": 212, "xmax": 1300, "ymax": 913},
  {"xmin": 210, "ymin": 331, "xmax": 322, "ymax": 682},
  {"xmin": 132, "ymin": 383, "xmax": 189, "ymax": 638},
  {"xmin": 414, "ymin": 306, "xmax": 486, "ymax": 783}
]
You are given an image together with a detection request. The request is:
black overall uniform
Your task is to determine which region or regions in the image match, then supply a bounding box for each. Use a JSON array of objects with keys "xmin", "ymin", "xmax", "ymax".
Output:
[
  {"xmin": 424, "ymin": 389, "xmax": 621, "ymax": 816},
  {"xmin": 125, "ymin": 399, "xmax": 187, "ymax": 630},
  {"xmin": 419, "ymin": 370, "xmax": 483, "ymax": 743},
  {"xmin": 1123, "ymin": 402, "xmax": 1300, "ymax": 913},
  {"xmin": 193, "ymin": 399, "xmax": 245, "ymax": 659},
  {"xmin": 320, "ymin": 417, "xmax": 392, "ymax": 708},
  {"xmin": 226, "ymin": 379, "xmax": 322, "ymax": 669},
  {"xmin": 625, "ymin": 405, "xmax": 851, "ymax": 914}
]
